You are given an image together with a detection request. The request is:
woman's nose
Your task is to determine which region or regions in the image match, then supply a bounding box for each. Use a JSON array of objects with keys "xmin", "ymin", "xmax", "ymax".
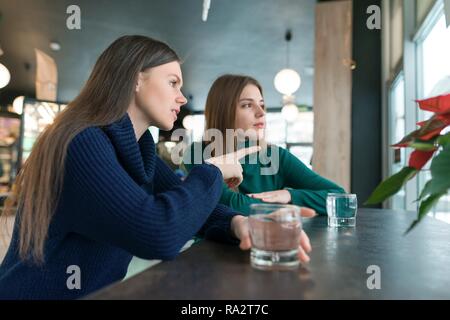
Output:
[
  {"xmin": 255, "ymin": 104, "xmax": 265, "ymax": 117},
  {"xmin": 177, "ymin": 93, "xmax": 188, "ymax": 105}
]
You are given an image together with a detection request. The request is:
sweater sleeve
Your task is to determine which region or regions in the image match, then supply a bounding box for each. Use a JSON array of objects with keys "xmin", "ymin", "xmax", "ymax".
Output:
[
  {"xmin": 219, "ymin": 184, "xmax": 263, "ymax": 216},
  {"xmin": 183, "ymin": 142, "xmax": 263, "ymax": 216},
  {"xmin": 154, "ymin": 156, "xmax": 240, "ymax": 244},
  {"xmin": 64, "ymin": 128, "xmax": 230, "ymax": 260},
  {"xmin": 182, "ymin": 142, "xmax": 261, "ymax": 216},
  {"xmin": 280, "ymin": 148, "xmax": 346, "ymax": 215}
]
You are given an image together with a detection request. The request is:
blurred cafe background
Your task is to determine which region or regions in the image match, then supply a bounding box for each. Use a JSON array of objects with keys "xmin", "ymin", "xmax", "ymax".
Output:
[{"xmin": 0, "ymin": 0, "xmax": 449, "ymax": 265}]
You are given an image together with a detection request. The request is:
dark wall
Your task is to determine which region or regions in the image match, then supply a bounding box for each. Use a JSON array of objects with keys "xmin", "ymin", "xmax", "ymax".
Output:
[
  {"xmin": 351, "ymin": 0, "xmax": 382, "ymax": 206},
  {"xmin": 0, "ymin": 89, "xmax": 34, "ymax": 110}
]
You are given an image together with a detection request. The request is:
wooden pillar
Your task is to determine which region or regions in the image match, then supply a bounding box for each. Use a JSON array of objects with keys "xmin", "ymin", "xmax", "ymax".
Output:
[{"xmin": 313, "ymin": 0, "xmax": 353, "ymax": 191}]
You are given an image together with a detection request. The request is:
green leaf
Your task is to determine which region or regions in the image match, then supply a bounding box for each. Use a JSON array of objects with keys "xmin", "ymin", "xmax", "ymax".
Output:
[
  {"xmin": 393, "ymin": 131, "xmax": 418, "ymax": 147},
  {"xmin": 437, "ymin": 132, "xmax": 450, "ymax": 147},
  {"xmin": 404, "ymin": 193, "xmax": 444, "ymax": 235},
  {"xmin": 365, "ymin": 167, "xmax": 417, "ymax": 205},
  {"xmin": 409, "ymin": 138, "xmax": 438, "ymax": 151},
  {"xmin": 428, "ymin": 144, "xmax": 450, "ymax": 195},
  {"xmin": 393, "ymin": 117, "xmax": 444, "ymax": 147},
  {"xmin": 418, "ymin": 115, "xmax": 447, "ymax": 136},
  {"xmin": 416, "ymin": 180, "xmax": 433, "ymax": 202}
]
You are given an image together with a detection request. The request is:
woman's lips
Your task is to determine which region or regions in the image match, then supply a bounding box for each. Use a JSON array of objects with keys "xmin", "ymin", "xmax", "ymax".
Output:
[
  {"xmin": 254, "ymin": 123, "xmax": 265, "ymax": 129},
  {"xmin": 171, "ymin": 109, "xmax": 180, "ymax": 121}
]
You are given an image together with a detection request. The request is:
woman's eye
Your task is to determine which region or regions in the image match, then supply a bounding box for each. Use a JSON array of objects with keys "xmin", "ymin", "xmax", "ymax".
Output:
[
  {"xmin": 169, "ymin": 81, "xmax": 177, "ymax": 87},
  {"xmin": 242, "ymin": 104, "xmax": 251, "ymax": 108}
]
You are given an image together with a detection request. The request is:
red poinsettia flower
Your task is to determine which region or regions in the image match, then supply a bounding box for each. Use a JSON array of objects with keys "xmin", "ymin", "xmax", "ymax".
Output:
[
  {"xmin": 367, "ymin": 92, "xmax": 450, "ymax": 234},
  {"xmin": 416, "ymin": 94, "xmax": 450, "ymax": 114},
  {"xmin": 393, "ymin": 113, "xmax": 450, "ymax": 147},
  {"xmin": 437, "ymin": 112, "xmax": 450, "ymax": 122},
  {"xmin": 416, "ymin": 120, "xmax": 427, "ymax": 127},
  {"xmin": 421, "ymin": 113, "xmax": 450, "ymax": 140},
  {"xmin": 408, "ymin": 149, "xmax": 436, "ymax": 170}
]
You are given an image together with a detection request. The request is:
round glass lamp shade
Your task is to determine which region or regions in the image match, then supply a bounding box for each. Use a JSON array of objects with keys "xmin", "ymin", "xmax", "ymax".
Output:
[
  {"xmin": 13, "ymin": 96, "xmax": 25, "ymax": 114},
  {"xmin": 182, "ymin": 115, "xmax": 195, "ymax": 130},
  {"xmin": 274, "ymin": 68, "xmax": 301, "ymax": 95},
  {"xmin": 0, "ymin": 63, "xmax": 11, "ymax": 89}
]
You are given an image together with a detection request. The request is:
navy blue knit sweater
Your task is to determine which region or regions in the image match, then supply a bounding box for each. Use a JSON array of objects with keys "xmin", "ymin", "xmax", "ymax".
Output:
[{"xmin": 0, "ymin": 114, "xmax": 239, "ymax": 300}]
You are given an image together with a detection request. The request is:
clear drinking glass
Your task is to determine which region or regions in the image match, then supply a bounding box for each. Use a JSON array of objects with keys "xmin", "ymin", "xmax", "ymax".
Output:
[
  {"xmin": 326, "ymin": 193, "xmax": 358, "ymax": 227},
  {"xmin": 248, "ymin": 204, "xmax": 302, "ymax": 271}
]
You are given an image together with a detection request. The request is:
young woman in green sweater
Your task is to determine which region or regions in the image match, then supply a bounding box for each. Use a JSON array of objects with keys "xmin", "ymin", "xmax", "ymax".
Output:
[{"xmin": 183, "ymin": 74, "xmax": 345, "ymax": 215}]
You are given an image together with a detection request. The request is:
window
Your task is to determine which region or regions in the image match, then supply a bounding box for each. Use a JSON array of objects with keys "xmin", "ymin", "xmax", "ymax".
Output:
[
  {"xmin": 188, "ymin": 111, "xmax": 314, "ymax": 167},
  {"xmin": 265, "ymin": 111, "xmax": 314, "ymax": 168},
  {"xmin": 389, "ymin": 74, "xmax": 406, "ymax": 210},
  {"xmin": 265, "ymin": 113, "xmax": 286, "ymax": 145},
  {"xmin": 189, "ymin": 115, "xmax": 206, "ymax": 143},
  {"xmin": 419, "ymin": 14, "xmax": 450, "ymax": 98},
  {"xmin": 416, "ymin": 8, "xmax": 450, "ymax": 223}
]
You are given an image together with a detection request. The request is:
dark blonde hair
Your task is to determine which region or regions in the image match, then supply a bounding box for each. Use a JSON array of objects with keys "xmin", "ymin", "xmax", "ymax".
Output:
[
  {"xmin": 204, "ymin": 74, "xmax": 263, "ymax": 155},
  {"xmin": 1, "ymin": 35, "xmax": 179, "ymax": 264}
]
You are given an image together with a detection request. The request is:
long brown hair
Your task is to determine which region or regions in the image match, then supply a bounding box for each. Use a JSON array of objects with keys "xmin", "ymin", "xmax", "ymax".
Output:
[
  {"xmin": 1, "ymin": 35, "xmax": 179, "ymax": 264},
  {"xmin": 204, "ymin": 74, "xmax": 263, "ymax": 155}
]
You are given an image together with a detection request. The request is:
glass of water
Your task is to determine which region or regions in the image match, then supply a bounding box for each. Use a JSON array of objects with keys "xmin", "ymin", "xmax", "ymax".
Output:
[
  {"xmin": 248, "ymin": 204, "xmax": 302, "ymax": 271},
  {"xmin": 326, "ymin": 193, "xmax": 358, "ymax": 227}
]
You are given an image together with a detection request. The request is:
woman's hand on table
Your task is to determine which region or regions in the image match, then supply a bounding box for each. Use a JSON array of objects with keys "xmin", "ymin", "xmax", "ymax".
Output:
[{"xmin": 248, "ymin": 189, "xmax": 291, "ymax": 204}]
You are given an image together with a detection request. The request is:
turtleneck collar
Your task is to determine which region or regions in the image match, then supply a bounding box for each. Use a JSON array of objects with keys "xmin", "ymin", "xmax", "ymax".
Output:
[{"xmin": 102, "ymin": 114, "xmax": 156, "ymax": 185}]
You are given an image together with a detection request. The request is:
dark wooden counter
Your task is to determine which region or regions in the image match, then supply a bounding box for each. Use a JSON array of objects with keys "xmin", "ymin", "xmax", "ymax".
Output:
[{"xmin": 88, "ymin": 209, "xmax": 450, "ymax": 299}]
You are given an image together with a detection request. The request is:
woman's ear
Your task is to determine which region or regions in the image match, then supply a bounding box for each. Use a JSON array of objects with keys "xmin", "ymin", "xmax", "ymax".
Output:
[{"xmin": 135, "ymin": 72, "xmax": 144, "ymax": 93}]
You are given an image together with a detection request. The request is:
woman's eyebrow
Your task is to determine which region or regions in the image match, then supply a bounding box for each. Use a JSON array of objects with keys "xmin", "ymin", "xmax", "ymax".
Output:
[{"xmin": 239, "ymin": 98, "xmax": 265, "ymax": 103}]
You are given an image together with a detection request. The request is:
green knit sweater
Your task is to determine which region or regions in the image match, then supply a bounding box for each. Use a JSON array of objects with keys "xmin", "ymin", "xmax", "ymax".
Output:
[{"xmin": 183, "ymin": 142, "xmax": 345, "ymax": 215}]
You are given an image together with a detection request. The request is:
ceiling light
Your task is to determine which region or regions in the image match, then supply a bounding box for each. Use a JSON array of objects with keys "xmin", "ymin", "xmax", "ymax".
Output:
[
  {"xmin": 182, "ymin": 115, "xmax": 195, "ymax": 130},
  {"xmin": 202, "ymin": 0, "xmax": 211, "ymax": 22},
  {"xmin": 49, "ymin": 41, "xmax": 61, "ymax": 51},
  {"xmin": 0, "ymin": 63, "xmax": 10, "ymax": 89},
  {"xmin": 274, "ymin": 69, "xmax": 301, "ymax": 96},
  {"xmin": 13, "ymin": 96, "xmax": 25, "ymax": 114},
  {"xmin": 274, "ymin": 30, "xmax": 302, "ymax": 96}
]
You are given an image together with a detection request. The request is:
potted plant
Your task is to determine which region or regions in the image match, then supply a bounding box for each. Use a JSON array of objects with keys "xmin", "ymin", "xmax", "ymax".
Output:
[{"xmin": 365, "ymin": 93, "xmax": 450, "ymax": 233}]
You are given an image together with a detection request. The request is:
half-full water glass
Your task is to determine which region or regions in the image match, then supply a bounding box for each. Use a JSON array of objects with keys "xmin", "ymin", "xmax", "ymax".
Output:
[
  {"xmin": 326, "ymin": 193, "xmax": 358, "ymax": 227},
  {"xmin": 248, "ymin": 204, "xmax": 302, "ymax": 271}
]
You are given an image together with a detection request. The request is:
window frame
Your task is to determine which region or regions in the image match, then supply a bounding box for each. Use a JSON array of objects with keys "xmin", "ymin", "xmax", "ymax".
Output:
[
  {"xmin": 413, "ymin": 0, "xmax": 450, "ymax": 220},
  {"xmin": 388, "ymin": 71, "xmax": 407, "ymax": 210}
]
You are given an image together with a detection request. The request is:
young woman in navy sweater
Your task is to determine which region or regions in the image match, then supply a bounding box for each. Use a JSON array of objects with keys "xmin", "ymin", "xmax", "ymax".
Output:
[{"xmin": 0, "ymin": 35, "xmax": 313, "ymax": 299}]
